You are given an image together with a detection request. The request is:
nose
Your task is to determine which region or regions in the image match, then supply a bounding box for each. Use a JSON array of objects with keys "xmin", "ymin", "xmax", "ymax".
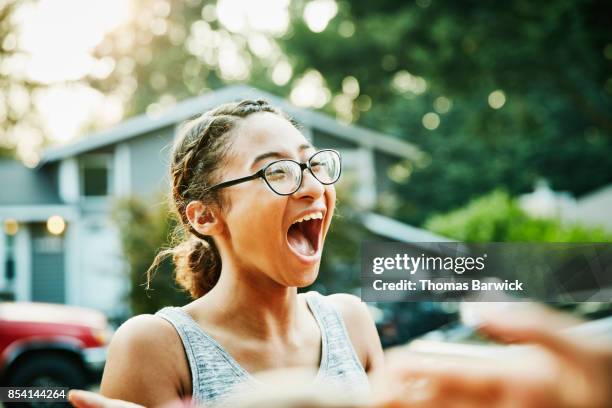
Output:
[{"xmin": 293, "ymin": 168, "xmax": 324, "ymax": 200}]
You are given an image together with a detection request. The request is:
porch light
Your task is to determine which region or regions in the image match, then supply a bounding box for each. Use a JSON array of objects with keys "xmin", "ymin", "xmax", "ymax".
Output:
[
  {"xmin": 3, "ymin": 219, "xmax": 19, "ymax": 236},
  {"xmin": 47, "ymin": 215, "xmax": 66, "ymax": 235}
]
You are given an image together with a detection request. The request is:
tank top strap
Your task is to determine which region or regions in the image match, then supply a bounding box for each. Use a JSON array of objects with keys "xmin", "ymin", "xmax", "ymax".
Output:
[
  {"xmin": 155, "ymin": 306, "xmax": 253, "ymax": 406},
  {"xmin": 304, "ymin": 291, "xmax": 369, "ymax": 391}
]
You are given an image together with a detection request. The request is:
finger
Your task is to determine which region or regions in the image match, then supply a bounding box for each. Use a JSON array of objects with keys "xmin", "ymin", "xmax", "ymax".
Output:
[
  {"xmin": 372, "ymin": 374, "xmax": 499, "ymax": 408},
  {"xmin": 68, "ymin": 390, "xmax": 105, "ymax": 408},
  {"xmin": 464, "ymin": 302, "xmax": 585, "ymax": 361},
  {"xmin": 68, "ymin": 390, "xmax": 144, "ymax": 408},
  {"xmin": 479, "ymin": 320, "xmax": 581, "ymax": 362},
  {"xmin": 463, "ymin": 302, "xmax": 582, "ymax": 333},
  {"xmin": 375, "ymin": 352, "xmax": 508, "ymax": 404},
  {"xmin": 157, "ymin": 398, "xmax": 199, "ymax": 408}
]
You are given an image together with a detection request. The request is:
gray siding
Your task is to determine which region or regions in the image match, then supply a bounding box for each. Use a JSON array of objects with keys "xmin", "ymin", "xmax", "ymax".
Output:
[
  {"xmin": 0, "ymin": 159, "xmax": 61, "ymax": 205},
  {"xmin": 128, "ymin": 126, "xmax": 175, "ymax": 197}
]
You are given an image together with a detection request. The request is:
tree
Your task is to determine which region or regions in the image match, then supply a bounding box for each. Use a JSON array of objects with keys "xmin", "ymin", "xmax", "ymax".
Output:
[
  {"xmin": 112, "ymin": 197, "xmax": 191, "ymax": 314},
  {"xmin": 92, "ymin": 0, "xmax": 612, "ymax": 227},
  {"xmin": 0, "ymin": 0, "xmax": 49, "ymax": 162},
  {"xmin": 278, "ymin": 0, "xmax": 612, "ymax": 223},
  {"xmin": 424, "ymin": 190, "xmax": 612, "ymax": 242}
]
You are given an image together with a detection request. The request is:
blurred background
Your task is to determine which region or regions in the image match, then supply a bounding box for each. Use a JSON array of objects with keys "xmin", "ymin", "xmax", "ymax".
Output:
[{"xmin": 0, "ymin": 0, "xmax": 611, "ymax": 396}]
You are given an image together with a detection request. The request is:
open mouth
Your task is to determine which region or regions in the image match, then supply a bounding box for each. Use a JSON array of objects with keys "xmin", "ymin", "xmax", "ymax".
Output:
[{"xmin": 286, "ymin": 213, "xmax": 323, "ymax": 257}]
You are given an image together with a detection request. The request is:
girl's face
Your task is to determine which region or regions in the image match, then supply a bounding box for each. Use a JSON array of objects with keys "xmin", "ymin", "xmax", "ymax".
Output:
[{"xmin": 217, "ymin": 112, "xmax": 336, "ymax": 288}]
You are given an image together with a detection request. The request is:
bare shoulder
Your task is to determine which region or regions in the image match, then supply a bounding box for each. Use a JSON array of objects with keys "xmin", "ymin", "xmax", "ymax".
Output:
[
  {"xmin": 325, "ymin": 293, "xmax": 384, "ymax": 373},
  {"xmin": 100, "ymin": 314, "xmax": 189, "ymax": 406},
  {"xmin": 326, "ymin": 293, "xmax": 371, "ymax": 326},
  {"xmin": 107, "ymin": 314, "xmax": 181, "ymax": 360},
  {"xmin": 326, "ymin": 293, "xmax": 376, "ymax": 339}
]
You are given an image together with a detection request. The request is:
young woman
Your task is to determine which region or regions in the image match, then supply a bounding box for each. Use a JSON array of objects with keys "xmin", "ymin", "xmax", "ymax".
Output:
[{"xmin": 97, "ymin": 99, "xmax": 385, "ymax": 407}]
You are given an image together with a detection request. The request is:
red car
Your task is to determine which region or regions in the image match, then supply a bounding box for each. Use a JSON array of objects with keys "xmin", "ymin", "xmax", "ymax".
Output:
[{"xmin": 0, "ymin": 301, "xmax": 111, "ymax": 389}]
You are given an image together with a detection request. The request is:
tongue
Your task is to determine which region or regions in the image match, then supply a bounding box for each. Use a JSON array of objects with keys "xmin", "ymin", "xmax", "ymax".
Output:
[{"xmin": 287, "ymin": 224, "xmax": 315, "ymax": 256}]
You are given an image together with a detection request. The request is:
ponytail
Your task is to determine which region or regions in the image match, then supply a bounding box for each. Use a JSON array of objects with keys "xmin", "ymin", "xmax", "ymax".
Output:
[{"xmin": 172, "ymin": 235, "xmax": 221, "ymax": 298}]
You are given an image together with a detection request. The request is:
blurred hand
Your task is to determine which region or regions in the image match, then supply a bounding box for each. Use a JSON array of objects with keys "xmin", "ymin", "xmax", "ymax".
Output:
[
  {"xmin": 68, "ymin": 390, "xmax": 196, "ymax": 408},
  {"xmin": 370, "ymin": 303, "xmax": 612, "ymax": 408},
  {"xmin": 68, "ymin": 390, "xmax": 144, "ymax": 408},
  {"xmin": 69, "ymin": 304, "xmax": 612, "ymax": 408}
]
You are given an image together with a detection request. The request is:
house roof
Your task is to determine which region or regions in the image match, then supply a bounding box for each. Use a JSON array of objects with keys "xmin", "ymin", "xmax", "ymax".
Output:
[
  {"xmin": 361, "ymin": 212, "xmax": 454, "ymax": 243},
  {"xmin": 40, "ymin": 84, "xmax": 422, "ymax": 165},
  {"xmin": 0, "ymin": 159, "xmax": 62, "ymax": 206}
]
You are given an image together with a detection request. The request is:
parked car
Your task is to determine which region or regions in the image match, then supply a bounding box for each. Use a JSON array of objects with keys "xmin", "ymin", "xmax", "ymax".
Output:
[
  {"xmin": 0, "ymin": 301, "xmax": 111, "ymax": 390},
  {"xmin": 368, "ymin": 301, "xmax": 457, "ymax": 348}
]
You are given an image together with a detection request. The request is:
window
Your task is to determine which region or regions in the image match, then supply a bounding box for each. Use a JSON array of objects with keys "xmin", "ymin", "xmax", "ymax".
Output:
[
  {"xmin": 336, "ymin": 148, "xmax": 376, "ymax": 209},
  {"xmin": 80, "ymin": 154, "xmax": 113, "ymax": 197}
]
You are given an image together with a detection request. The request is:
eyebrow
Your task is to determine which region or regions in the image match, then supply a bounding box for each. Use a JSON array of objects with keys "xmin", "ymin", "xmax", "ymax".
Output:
[{"xmin": 251, "ymin": 143, "xmax": 314, "ymax": 169}]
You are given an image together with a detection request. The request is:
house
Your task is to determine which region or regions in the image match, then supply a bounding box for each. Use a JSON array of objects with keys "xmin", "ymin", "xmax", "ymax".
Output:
[
  {"xmin": 0, "ymin": 85, "xmax": 448, "ymax": 319},
  {"xmin": 561, "ymin": 184, "xmax": 612, "ymax": 232},
  {"xmin": 519, "ymin": 180, "xmax": 612, "ymax": 232}
]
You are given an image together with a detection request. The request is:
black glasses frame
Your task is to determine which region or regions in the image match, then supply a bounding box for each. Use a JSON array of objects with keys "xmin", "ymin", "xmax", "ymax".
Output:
[{"xmin": 202, "ymin": 149, "xmax": 342, "ymax": 196}]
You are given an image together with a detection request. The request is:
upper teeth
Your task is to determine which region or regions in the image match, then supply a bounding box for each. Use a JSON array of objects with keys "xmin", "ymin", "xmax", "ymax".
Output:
[{"xmin": 292, "ymin": 212, "xmax": 323, "ymax": 225}]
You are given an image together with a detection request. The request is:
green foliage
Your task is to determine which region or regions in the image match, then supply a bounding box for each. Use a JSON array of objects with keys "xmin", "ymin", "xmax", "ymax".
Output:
[
  {"xmin": 425, "ymin": 191, "xmax": 612, "ymax": 311},
  {"xmin": 281, "ymin": 0, "xmax": 612, "ymax": 225},
  {"xmin": 1, "ymin": 0, "xmax": 48, "ymax": 156},
  {"xmin": 425, "ymin": 190, "xmax": 612, "ymax": 242},
  {"xmin": 92, "ymin": 0, "xmax": 612, "ymax": 228},
  {"xmin": 112, "ymin": 197, "xmax": 191, "ymax": 315},
  {"xmin": 0, "ymin": 146, "xmax": 15, "ymax": 158}
]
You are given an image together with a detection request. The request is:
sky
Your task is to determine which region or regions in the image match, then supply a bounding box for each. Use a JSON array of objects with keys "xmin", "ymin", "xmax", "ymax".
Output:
[
  {"xmin": 21, "ymin": 0, "xmax": 129, "ymax": 130},
  {"xmin": 6, "ymin": 0, "xmax": 131, "ymax": 165}
]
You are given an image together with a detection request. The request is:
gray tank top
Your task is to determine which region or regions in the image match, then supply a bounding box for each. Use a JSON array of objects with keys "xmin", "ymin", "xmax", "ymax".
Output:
[{"xmin": 155, "ymin": 291, "xmax": 370, "ymax": 407}]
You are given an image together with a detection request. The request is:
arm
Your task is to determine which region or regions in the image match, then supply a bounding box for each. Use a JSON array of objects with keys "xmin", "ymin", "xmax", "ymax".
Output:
[
  {"xmin": 99, "ymin": 314, "xmax": 190, "ymax": 407},
  {"xmin": 328, "ymin": 293, "xmax": 385, "ymax": 374}
]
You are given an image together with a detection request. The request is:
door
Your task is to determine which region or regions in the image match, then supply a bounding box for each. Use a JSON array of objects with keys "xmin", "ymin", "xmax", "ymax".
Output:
[{"xmin": 30, "ymin": 223, "xmax": 65, "ymax": 303}]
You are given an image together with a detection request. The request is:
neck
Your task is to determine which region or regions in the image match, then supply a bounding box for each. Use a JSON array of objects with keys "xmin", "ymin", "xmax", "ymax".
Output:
[{"xmin": 196, "ymin": 258, "xmax": 302, "ymax": 341}]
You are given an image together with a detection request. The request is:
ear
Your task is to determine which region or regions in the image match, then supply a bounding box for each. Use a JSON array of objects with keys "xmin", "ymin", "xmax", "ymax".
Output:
[{"xmin": 186, "ymin": 200, "xmax": 224, "ymax": 237}]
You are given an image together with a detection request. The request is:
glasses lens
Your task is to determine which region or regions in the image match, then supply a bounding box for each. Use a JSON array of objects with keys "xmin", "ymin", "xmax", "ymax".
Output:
[
  {"xmin": 309, "ymin": 150, "xmax": 341, "ymax": 184},
  {"xmin": 264, "ymin": 160, "xmax": 301, "ymax": 194}
]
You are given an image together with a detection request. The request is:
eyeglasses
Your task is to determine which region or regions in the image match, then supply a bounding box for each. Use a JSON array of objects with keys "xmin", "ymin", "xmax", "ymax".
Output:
[{"xmin": 203, "ymin": 149, "xmax": 342, "ymax": 196}]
